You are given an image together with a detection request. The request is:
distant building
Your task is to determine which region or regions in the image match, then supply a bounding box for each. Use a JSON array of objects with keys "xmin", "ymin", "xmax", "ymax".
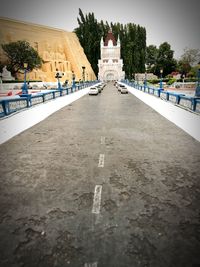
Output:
[
  {"xmin": 98, "ymin": 30, "xmax": 125, "ymax": 81},
  {"xmin": 169, "ymin": 71, "xmax": 181, "ymax": 79},
  {"xmin": 135, "ymin": 73, "xmax": 158, "ymax": 81}
]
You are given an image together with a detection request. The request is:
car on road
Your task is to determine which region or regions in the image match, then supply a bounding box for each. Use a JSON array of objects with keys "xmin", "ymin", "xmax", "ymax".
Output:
[
  {"xmin": 116, "ymin": 84, "xmax": 127, "ymax": 92},
  {"xmin": 89, "ymin": 87, "xmax": 99, "ymax": 95},
  {"xmin": 120, "ymin": 87, "xmax": 128, "ymax": 94},
  {"xmin": 95, "ymin": 85, "xmax": 103, "ymax": 93}
]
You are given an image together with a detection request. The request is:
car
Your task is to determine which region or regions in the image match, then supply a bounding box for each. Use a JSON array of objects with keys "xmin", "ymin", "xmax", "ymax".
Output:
[
  {"xmin": 117, "ymin": 84, "xmax": 126, "ymax": 92},
  {"xmin": 95, "ymin": 85, "xmax": 102, "ymax": 93},
  {"xmin": 120, "ymin": 87, "xmax": 128, "ymax": 94},
  {"xmin": 89, "ymin": 87, "xmax": 98, "ymax": 95}
]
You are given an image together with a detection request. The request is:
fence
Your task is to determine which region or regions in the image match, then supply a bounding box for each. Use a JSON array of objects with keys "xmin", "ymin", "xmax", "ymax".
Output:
[
  {"xmin": 123, "ymin": 80, "xmax": 200, "ymax": 114},
  {"xmin": 0, "ymin": 82, "xmax": 97, "ymax": 118}
]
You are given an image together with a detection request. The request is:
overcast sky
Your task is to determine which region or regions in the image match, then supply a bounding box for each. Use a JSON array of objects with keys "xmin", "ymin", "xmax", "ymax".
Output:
[{"xmin": 0, "ymin": 0, "xmax": 199, "ymax": 59}]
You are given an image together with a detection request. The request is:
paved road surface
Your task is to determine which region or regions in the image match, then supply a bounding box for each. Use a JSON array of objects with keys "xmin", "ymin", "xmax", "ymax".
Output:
[{"xmin": 0, "ymin": 82, "xmax": 200, "ymax": 267}]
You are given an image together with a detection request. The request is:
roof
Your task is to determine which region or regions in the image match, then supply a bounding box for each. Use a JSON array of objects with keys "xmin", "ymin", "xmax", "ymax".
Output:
[{"xmin": 104, "ymin": 30, "xmax": 117, "ymax": 46}]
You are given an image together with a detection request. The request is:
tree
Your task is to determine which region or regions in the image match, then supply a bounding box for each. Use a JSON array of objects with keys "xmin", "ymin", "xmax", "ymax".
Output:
[
  {"xmin": 177, "ymin": 59, "xmax": 191, "ymax": 76},
  {"xmin": 154, "ymin": 42, "xmax": 177, "ymax": 77},
  {"xmin": 146, "ymin": 45, "xmax": 158, "ymax": 71},
  {"xmin": 1, "ymin": 40, "xmax": 43, "ymax": 76},
  {"xmin": 74, "ymin": 9, "xmax": 147, "ymax": 79},
  {"xmin": 177, "ymin": 48, "xmax": 200, "ymax": 77},
  {"xmin": 74, "ymin": 9, "xmax": 102, "ymax": 76},
  {"xmin": 180, "ymin": 48, "xmax": 200, "ymax": 66}
]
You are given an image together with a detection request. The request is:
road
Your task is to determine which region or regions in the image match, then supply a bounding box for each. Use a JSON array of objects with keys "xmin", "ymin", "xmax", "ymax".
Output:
[{"xmin": 0, "ymin": 82, "xmax": 200, "ymax": 267}]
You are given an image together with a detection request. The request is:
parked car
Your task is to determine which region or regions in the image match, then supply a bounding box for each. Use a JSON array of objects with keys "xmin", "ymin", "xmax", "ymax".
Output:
[{"xmin": 89, "ymin": 87, "xmax": 98, "ymax": 95}]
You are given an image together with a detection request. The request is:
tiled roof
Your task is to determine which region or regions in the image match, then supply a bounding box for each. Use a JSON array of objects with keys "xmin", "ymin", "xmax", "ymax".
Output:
[{"xmin": 104, "ymin": 30, "xmax": 117, "ymax": 46}]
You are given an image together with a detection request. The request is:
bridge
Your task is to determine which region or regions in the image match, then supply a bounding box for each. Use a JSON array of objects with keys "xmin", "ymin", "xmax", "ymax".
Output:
[{"xmin": 0, "ymin": 81, "xmax": 200, "ymax": 267}]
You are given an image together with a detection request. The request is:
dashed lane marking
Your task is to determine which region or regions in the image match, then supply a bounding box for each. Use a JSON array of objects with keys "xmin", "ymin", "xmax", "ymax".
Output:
[
  {"xmin": 98, "ymin": 154, "xmax": 105, "ymax": 167},
  {"xmin": 100, "ymin": 136, "xmax": 105, "ymax": 145},
  {"xmin": 84, "ymin": 263, "xmax": 98, "ymax": 267},
  {"xmin": 92, "ymin": 185, "xmax": 102, "ymax": 214}
]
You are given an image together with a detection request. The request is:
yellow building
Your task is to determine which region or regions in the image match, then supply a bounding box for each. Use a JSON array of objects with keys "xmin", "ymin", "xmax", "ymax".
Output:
[{"xmin": 0, "ymin": 17, "xmax": 96, "ymax": 82}]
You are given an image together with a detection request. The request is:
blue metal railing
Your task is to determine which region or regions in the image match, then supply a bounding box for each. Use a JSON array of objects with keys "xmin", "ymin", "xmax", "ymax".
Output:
[
  {"xmin": 0, "ymin": 81, "xmax": 98, "ymax": 118},
  {"xmin": 121, "ymin": 80, "xmax": 200, "ymax": 114}
]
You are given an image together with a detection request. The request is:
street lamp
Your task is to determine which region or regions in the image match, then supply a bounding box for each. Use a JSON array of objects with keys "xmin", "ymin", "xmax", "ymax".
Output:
[
  {"xmin": 22, "ymin": 63, "xmax": 28, "ymax": 94},
  {"xmin": 0, "ymin": 72, "xmax": 3, "ymax": 92},
  {"xmin": 160, "ymin": 68, "xmax": 163, "ymax": 89},
  {"xmin": 195, "ymin": 62, "xmax": 200, "ymax": 97},
  {"xmin": 72, "ymin": 71, "xmax": 76, "ymax": 91},
  {"xmin": 136, "ymin": 74, "xmax": 139, "ymax": 88},
  {"xmin": 144, "ymin": 64, "xmax": 148, "ymax": 89},
  {"xmin": 82, "ymin": 66, "xmax": 85, "ymax": 82},
  {"xmin": 182, "ymin": 74, "xmax": 185, "ymax": 88},
  {"xmin": 55, "ymin": 69, "xmax": 63, "ymax": 90}
]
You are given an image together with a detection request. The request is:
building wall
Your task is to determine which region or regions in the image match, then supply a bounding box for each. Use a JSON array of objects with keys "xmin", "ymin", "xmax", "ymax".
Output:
[
  {"xmin": 0, "ymin": 18, "xmax": 96, "ymax": 82},
  {"xmin": 98, "ymin": 38, "xmax": 124, "ymax": 81}
]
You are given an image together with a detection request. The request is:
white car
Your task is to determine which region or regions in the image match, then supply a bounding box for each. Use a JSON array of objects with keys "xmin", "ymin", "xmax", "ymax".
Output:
[
  {"xmin": 117, "ymin": 84, "xmax": 126, "ymax": 92},
  {"xmin": 120, "ymin": 87, "xmax": 128, "ymax": 94},
  {"xmin": 89, "ymin": 87, "xmax": 98, "ymax": 95}
]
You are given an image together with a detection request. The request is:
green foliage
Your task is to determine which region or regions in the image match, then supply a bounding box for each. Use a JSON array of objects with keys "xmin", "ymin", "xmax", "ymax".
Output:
[
  {"xmin": 177, "ymin": 48, "xmax": 200, "ymax": 77},
  {"xmin": 1, "ymin": 40, "xmax": 43, "ymax": 76},
  {"xmin": 167, "ymin": 78, "xmax": 176, "ymax": 85},
  {"xmin": 146, "ymin": 42, "xmax": 177, "ymax": 77},
  {"xmin": 146, "ymin": 45, "xmax": 158, "ymax": 71},
  {"xmin": 187, "ymin": 65, "xmax": 200, "ymax": 78},
  {"xmin": 180, "ymin": 48, "xmax": 200, "ymax": 66},
  {"xmin": 74, "ymin": 9, "xmax": 146, "ymax": 79},
  {"xmin": 75, "ymin": 9, "xmax": 102, "ymax": 76},
  {"xmin": 148, "ymin": 79, "xmax": 159, "ymax": 84},
  {"xmin": 177, "ymin": 60, "xmax": 191, "ymax": 75}
]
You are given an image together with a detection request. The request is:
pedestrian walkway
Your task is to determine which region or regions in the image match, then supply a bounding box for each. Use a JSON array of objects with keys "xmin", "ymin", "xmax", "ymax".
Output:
[{"xmin": 126, "ymin": 85, "xmax": 200, "ymax": 142}]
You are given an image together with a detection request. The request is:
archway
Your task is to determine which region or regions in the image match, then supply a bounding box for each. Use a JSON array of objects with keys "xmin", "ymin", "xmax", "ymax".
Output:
[{"xmin": 103, "ymin": 70, "xmax": 119, "ymax": 81}]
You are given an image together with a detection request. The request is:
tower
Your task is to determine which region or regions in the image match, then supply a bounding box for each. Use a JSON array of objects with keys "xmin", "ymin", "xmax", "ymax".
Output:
[{"xmin": 98, "ymin": 30, "xmax": 125, "ymax": 81}]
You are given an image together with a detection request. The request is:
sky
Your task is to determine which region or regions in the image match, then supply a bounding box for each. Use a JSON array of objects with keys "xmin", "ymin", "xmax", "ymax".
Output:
[{"xmin": 0, "ymin": 0, "xmax": 199, "ymax": 59}]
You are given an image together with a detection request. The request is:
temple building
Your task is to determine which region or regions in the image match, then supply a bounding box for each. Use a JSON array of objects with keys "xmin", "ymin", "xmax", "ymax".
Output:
[
  {"xmin": 0, "ymin": 18, "xmax": 96, "ymax": 82},
  {"xmin": 98, "ymin": 30, "xmax": 125, "ymax": 81}
]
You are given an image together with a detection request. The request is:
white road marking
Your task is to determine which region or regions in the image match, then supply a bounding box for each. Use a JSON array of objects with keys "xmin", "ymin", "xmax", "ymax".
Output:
[
  {"xmin": 98, "ymin": 154, "xmax": 105, "ymax": 167},
  {"xmin": 84, "ymin": 263, "xmax": 98, "ymax": 267},
  {"xmin": 92, "ymin": 185, "xmax": 102, "ymax": 214},
  {"xmin": 100, "ymin": 136, "xmax": 105, "ymax": 145}
]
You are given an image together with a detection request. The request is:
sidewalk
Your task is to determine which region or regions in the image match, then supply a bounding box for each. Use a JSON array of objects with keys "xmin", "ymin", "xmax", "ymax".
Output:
[
  {"xmin": 127, "ymin": 86, "xmax": 200, "ymax": 142},
  {"xmin": 0, "ymin": 87, "xmax": 90, "ymax": 144}
]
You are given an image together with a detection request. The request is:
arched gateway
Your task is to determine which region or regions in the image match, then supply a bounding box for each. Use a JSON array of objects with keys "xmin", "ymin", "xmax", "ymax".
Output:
[{"xmin": 98, "ymin": 30, "xmax": 125, "ymax": 82}]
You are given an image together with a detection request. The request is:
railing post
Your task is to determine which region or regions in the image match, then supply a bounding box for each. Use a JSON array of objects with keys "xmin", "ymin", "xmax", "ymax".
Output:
[
  {"xmin": 2, "ymin": 100, "xmax": 9, "ymax": 115},
  {"xmin": 192, "ymin": 98, "xmax": 196, "ymax": 111},
  {"xmin": 176, "ymin": 95, "xmax": 181, "ymax": 105}
]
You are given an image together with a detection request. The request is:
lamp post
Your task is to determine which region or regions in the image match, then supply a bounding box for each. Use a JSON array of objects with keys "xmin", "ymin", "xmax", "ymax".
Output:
[
  {"xmin": 195, "ymin": 62, "xmax": 200, "ymax": 97},
  {"xmin": 82, "ymin": 66, "xmax": 85, "ymax": 82},
  {"xmin": 55, "ymin": 69, "xmax": 62, "ymax": 90},
  {"xmin": 0, "ymin": 72, "xmax": 3, "ymax": 92},
  {"xmin": 182, "ymin": 74, "xmax": 185, "ymax": 88},
  {"xmin": 144, "ymin": 64, "xmax": 147, "ymax": 89},
  {"xmin": 72, "ymin": 71, "xmax": 76, "ymax": 91},
  {"xmin": 22, "ymin": 63, "xmax": 28, "ymax": 94},
  {"xmin": 160, "ymin": 68, "xmax": 163, "ymax": 89}
]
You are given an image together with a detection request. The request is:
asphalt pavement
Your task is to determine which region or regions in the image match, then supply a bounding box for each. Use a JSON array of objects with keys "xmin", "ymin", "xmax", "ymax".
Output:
[{"xmin": 0, "ymin": 82, "xmax": 200, "ymax": 267}]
